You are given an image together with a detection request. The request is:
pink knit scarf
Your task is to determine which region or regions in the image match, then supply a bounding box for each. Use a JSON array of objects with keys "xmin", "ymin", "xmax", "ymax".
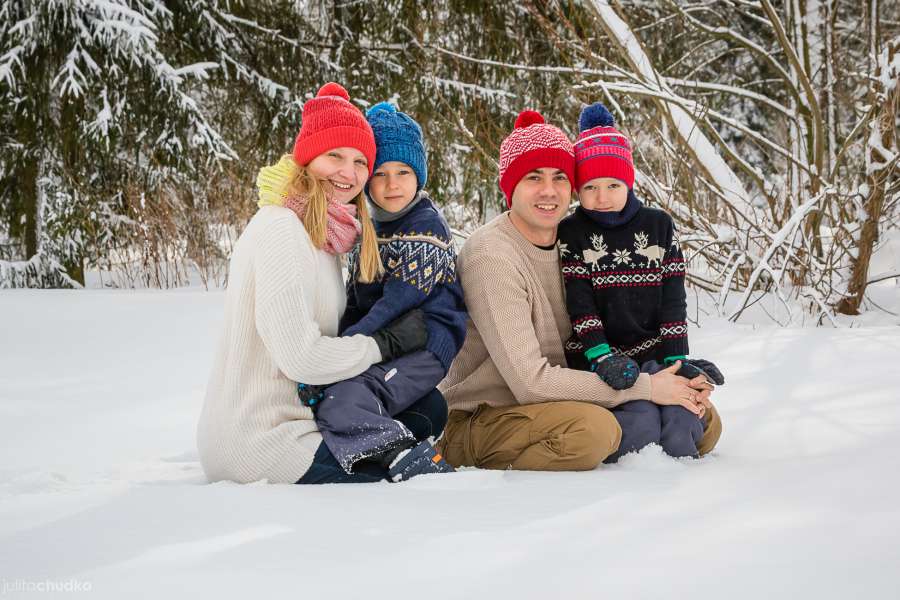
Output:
[{"xmin": 283, "ymin": 195, "xmax": 362, "ymax": 255}]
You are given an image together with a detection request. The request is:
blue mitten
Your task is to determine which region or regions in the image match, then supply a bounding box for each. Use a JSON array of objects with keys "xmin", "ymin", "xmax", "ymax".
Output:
[
  {"xmin": 683, "ymin": 358, "xmax": 725, "ymax": 385},
  {"xmin": 591, "ymin": 353, "xmax": 640, "ymax": 390},
  {"xmin": 666, "ymin": 357, "xmax": 725, "ymax": 386},
  {"xmin": 297, "ymin": 382, "xmax": 326, "ymax": 407}
]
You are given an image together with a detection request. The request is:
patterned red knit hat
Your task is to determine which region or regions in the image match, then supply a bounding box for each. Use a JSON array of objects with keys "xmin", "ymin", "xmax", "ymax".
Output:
[
  {"xmin": 293, "ymin": 82, "xmax": 376, "ymax": 175},
  {"xmin": 574, "ymin": 102, "xmax": 634, "ymax": 190},
  {"xmin": 498, "ymin": 110, "xmax": 575, "ymax": 208}
]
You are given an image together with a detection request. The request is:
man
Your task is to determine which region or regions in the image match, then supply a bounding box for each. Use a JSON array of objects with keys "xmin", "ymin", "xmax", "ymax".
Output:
[{"xmin": 437, "ymin": 110, "xmax": 721, "ymax": 471}]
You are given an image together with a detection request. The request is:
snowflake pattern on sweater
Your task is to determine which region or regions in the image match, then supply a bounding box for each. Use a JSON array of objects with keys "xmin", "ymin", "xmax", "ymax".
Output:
[
  {"xmin": 558, "ymin": 204, "xmax": 689, "ymax": 363},
  {"xmin": 380, "ymin": 233, "xmax": 457, "ymax": 296}
]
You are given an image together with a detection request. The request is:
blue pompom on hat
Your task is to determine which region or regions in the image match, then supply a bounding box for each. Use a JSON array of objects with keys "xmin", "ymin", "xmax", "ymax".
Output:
[
  {"xmin": 578, "ymin": 102, "xmax": 616, "ymax": 132},
  {"xmin": 365, "ymin": 101, "xmax": 428, "ymax": 192}
]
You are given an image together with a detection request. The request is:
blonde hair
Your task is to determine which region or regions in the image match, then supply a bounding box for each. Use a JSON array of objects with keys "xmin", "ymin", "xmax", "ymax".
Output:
[{"xmin": 283, "ymin": 155, "xmax": 383, "ymax": 283}]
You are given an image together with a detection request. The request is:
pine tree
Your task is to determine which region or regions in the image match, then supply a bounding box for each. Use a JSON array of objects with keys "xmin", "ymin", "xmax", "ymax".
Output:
[{"xmin": 0, "ymin": 0, "xmax": 243, "ymax": 286}]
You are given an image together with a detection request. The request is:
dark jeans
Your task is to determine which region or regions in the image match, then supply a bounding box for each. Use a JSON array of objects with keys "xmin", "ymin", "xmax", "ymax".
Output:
[{"xmin": 296, "ymin": 388, "xmax": 448, "ymax": 484}]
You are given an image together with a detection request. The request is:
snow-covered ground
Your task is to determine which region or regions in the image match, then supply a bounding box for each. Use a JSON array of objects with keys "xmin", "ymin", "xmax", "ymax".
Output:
[{"xmin": 1, "ymin": 289, "xmax": 899, "ymax": 599}]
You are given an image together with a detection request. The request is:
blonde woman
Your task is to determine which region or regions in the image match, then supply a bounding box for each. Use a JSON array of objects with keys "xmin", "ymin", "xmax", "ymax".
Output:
[{"xmin": 197, "ymin": 83, "xmax": 428, "ymax": 485}]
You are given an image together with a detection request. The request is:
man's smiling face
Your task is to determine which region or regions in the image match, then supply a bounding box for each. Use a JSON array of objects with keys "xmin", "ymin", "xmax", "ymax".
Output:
[{"xmin": 509, "ymin": 168, "xmax": 572, "ymax": 240}]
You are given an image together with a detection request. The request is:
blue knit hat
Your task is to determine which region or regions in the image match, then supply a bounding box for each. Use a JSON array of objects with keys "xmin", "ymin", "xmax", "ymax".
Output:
[{"xmin": 365, "ymin": 102, "xmax": 427, "ymax": 192}]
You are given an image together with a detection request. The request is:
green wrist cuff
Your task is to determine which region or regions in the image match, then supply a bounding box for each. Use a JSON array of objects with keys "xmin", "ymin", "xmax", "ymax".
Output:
[
  {"xmin": 585, "ymin": 343, "xmax": 611, "ymax": 361},
  {"xmin": 664, "ymin": 355, "xmax": 687, "ymax": 365}
]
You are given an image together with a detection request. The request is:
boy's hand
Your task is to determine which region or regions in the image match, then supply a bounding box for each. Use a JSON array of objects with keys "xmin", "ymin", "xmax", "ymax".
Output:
[
  {"xmin": 591, "ymin": 353, "xmax": 640, "ymax": 390},
  {"xmin": 297, "ymin": 382, "xmax": 326, "ymax": 408},
  {"xmin": 370, "ymin": 309, "xmax": 427, "ymax": 363},
  {"xmin": 677, "ymin": 358, "xmax": 725, "ymax": 386}
]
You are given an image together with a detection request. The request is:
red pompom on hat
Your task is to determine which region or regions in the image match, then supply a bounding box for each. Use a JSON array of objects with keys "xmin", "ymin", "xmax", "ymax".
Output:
[
  {"xmin": 498, "ymin": 109, "xmax": 575, "ymax": 208},
  {"xmin": 292, "ymin": 82, "xmax": 376, "ymax": 175},
  {"xmin": 514, "ymin": 110, "xmax": 545, "ymax": 128},
  {"xmin": 317, "ymin": 81, "xmax": 350, "ymax": 100}
]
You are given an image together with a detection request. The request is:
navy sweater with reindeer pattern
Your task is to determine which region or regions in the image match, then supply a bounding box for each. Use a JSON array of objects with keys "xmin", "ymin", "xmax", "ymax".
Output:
[{"xmin": 557, "ymin": 196, "xmax": 688, "ymax": 365}]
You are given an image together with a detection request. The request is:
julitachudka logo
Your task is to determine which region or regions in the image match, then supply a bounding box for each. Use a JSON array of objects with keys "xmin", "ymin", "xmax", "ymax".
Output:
[{"xmin": 1, "ymin": 578, "xmax": 92, "ymax": 594}]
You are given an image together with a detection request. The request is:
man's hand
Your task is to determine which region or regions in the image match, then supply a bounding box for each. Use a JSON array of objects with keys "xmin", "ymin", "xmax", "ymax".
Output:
[{"xmin": 649, "ymin": 361, "xmax": 708, "ymax": 415}]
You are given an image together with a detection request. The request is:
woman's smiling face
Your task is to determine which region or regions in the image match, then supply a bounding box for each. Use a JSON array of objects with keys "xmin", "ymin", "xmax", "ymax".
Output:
[{"xmin": 306, "ymin": 147, "xmax": 370, "ymax": 203}]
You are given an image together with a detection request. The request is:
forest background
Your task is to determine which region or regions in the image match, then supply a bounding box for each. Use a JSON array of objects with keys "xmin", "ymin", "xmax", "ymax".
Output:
[{"xmin": 1, "ymin": 0, "xmax": 897, "ymax": 323}]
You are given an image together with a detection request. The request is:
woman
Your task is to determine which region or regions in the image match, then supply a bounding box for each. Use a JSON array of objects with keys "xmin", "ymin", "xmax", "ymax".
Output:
[{"xmin": 197, "ymin": 82, "xmax": 443, "ymax": 485}]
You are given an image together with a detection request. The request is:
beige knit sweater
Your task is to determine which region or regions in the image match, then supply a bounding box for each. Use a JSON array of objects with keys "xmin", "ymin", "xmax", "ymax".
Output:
[
  {"xmin": 439, "ymin": 213, "xmax": 652, "ymax": 412},
  {"xmin": 197, "ymin": 205, "xmax": 382, "ymax": 484}
]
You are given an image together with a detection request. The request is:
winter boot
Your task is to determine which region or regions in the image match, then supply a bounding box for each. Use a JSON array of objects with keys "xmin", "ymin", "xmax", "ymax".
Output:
[{"xmin": 387, "ymin": 440, "xmax": 455, "ymax": 482}]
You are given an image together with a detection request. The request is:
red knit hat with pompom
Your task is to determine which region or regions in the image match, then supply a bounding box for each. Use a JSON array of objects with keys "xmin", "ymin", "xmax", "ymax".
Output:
[
  {"xmin": 498, "ymin": 110, "xmax": 575, "ymax": 208},
  {"xmin": 292, "ymin": 82, "xmax": 376, "ymax": 175}
]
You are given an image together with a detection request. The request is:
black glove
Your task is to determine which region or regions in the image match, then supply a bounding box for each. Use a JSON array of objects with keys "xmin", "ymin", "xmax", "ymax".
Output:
[
  {"xmin": 370, "ymin": 309, "xmax": 428, "ymax": 363},
  {"xmin": 297, "ymin": 382, "xmax": 326, "ymax": 407},
  {"xmin": 672, "ymin": 358, "xmax": 725, "ymax": 386},
  {"xmin": 591, "ymin": 353, "xmax": 640, "ymax": 390}
]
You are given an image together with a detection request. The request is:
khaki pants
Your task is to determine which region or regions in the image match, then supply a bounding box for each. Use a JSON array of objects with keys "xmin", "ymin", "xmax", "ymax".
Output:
[
  {"xmin": 698, "ymin": 404, "xmax": 723, "ymax": 457},
  {"xmin": 437, "ymin": 401, "xmax": 723, "ymax": 471},
  {"xmin": 437, "ymin": 401, "xmax": 622, "ymax": 471}
]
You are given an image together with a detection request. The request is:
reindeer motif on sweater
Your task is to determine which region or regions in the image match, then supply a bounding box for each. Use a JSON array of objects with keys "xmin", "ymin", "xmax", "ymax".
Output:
[
  {"xmin": 582, "ymin": 233, "xmax": 609, "ymax": 266},
  {"xmin": 633, "ymin": 231, "xmax": 665, "ymax": 268},
  {"xmin": 558, "ymin": 204, "xmax": 689, "ymax": 363}
]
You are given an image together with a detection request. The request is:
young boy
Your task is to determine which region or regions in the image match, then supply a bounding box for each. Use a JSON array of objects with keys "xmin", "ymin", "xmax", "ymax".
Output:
[
  {"xmin": 558, "ymin": 102, "xmax": 724, "ymax": 460},
  {"xmin": 298, "ymin": 102, "xmax": 468, "ymax": 481}
]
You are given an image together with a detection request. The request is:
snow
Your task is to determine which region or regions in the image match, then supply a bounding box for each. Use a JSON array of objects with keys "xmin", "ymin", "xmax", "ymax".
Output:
[
  {"xmin": 429, "ymin": 76, "xmax": 517, "ymax": 105},
  {"xmin": 1, "ymin": 289, "xmax": 899, "ymax": 597},
  {"xmin": 171, "ymin": 62, "xmax": 220, "ymax": 80},
  {"xmin": 87, "ymin": 89, "xmax": 113, "ymax": 140},
  {"xmin": 52, "ymin": 47, "xmax": 89, "ymax": 99},
  {"xmin": 0, "ymin": 45, "xmax": 24, "ymax": 90},
  {"xmin": 726, "ymin": 193, "xmax": 825, "ymax": 321},
  {"xmin": 878, "ymin": 44, "xmax": 900, "ymax": 92}
]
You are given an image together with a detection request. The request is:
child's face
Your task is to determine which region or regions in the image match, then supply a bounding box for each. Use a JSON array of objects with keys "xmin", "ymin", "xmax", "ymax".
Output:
[
  {"xmin": 368, "ymin": 161, "xmax": 418, "ymax": 213},
  {"xmin": 578, "ymin": 177, "xmax": 629, "ymax": 212}
]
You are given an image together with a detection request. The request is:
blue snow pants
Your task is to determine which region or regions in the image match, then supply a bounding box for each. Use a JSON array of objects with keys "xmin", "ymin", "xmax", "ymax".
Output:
[
  {"xmin": 310, "ymin": 350, "xmax": 447, "ymax": 474},
  {"xmin": 296, "ymin": 387, "xmax": 449, "ymax": 484},
  {"xmin": 603, "ymin": 360, "xmax": 705, "ymax": 463}
]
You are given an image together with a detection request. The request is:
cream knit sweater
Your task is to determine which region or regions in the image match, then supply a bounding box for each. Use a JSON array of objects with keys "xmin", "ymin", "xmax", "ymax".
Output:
[
  {"xmin": 439, "ymin": 213, "xmax": 653, "ymax": 412},
  {"xmin": 197, "ymin": 205, "xmax": 382, "ymax": 484}
]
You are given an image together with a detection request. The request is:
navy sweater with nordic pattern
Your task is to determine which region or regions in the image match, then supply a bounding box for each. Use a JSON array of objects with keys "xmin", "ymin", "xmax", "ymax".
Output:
[
  {"xmin": 340, "ymin": 195, "xmax": 467, "ymax": 371},
  {"xmin": 557, "ymin": 202, "xmax": 688, "ymax": 363}
]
